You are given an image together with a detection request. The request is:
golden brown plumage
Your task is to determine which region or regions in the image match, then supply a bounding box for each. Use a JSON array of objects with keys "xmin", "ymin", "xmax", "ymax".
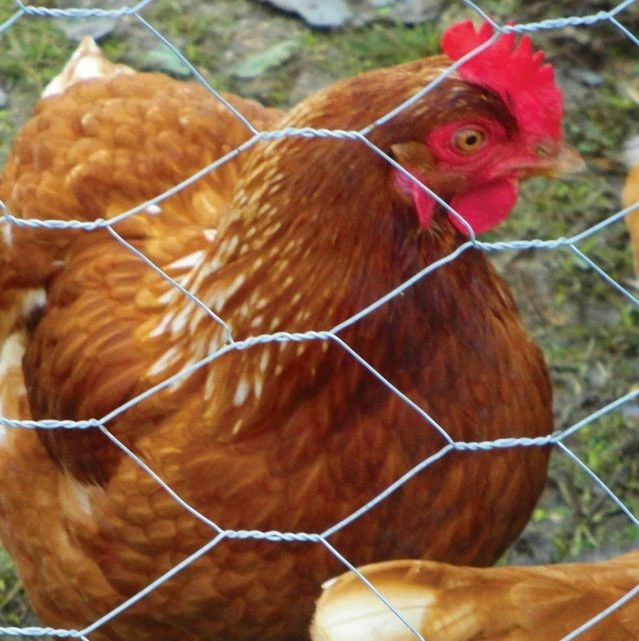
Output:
[
  {"xmin": 311, "ymin": 554, "xmax": 639, "ymax": 641},
  {"xmin": 622, "ymin": 134, "xmax": 639, "ymax": 282},
  {"xmin": 0, "ymin": 25, "xmax": 581, "ymax": 640}
]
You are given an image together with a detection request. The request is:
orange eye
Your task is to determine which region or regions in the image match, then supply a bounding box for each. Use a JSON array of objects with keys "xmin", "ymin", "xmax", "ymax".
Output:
[{"xmin": 453, "ymin": 128, "xmax": 486, "ymax": 154}]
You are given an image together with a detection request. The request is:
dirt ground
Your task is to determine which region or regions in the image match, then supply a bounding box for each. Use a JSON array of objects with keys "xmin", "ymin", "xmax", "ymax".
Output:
[{"xmin": 0, "ymin": 0, "xmax": 638, "ymax": 633}]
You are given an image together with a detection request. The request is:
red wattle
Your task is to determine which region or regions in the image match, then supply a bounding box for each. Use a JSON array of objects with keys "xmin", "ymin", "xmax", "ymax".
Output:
[
  {"xmin": 411, "ymin": 182, "xmax": 437, "ymax": 229},
  {"xmin": 449, "ymin": 180, "xmax": 518, "ymax": 235},
  {"xmin": 412, "ymin": 179, "xmax": 519, "ymax": 236}
]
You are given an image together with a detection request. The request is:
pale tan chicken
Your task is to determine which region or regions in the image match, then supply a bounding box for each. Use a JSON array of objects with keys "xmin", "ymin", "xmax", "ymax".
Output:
[{"xmin": 312, "ymin": 554, "xmax": 639, "ymax": 641}]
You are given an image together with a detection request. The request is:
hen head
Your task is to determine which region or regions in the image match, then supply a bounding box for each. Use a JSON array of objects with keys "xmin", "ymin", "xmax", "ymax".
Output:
[
  {"xmin": 390, "ymin": 20, "xmax": 584, "ymax": 236},
  {"xmin": 236, "ymin": 20, "xmax": 584, "ymax": 253}
]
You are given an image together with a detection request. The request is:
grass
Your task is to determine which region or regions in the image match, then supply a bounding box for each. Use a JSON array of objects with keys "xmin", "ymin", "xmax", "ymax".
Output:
[
  {"xmin": 300, "ymin": 22, "xmax": 441, "ymax": 76},
  {"xmin": 0, "ymin": 12, "xmax": 75, "ymax": 161},
  {"xmin": 493, "ymin": 77, "xmax": 639, "ymax": 560},
  {"xmin": 0, "ymin": 0, "xmax": 638, "ymax": 627},
  {"xmin": 0, "ymin": 548, "xmax": 27, "ymax": 631}
]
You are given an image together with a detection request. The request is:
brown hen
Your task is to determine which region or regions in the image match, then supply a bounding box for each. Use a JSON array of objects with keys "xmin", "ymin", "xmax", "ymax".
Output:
[
  {"xmin": 622, "ymin": 134, "xmax": 639, "ymax": 282},
  {"xmin": 0, "ymin": 22, "xmax": 581, "ymax": 641}
]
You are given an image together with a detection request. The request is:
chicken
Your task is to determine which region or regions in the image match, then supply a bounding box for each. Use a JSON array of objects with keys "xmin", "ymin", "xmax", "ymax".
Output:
[
  {"xmin": 311, "ymin": 553, "xmax": 639, "ymax": 641},
  {"xmin": 622, "ymin": 134, "xmax": 639, "ymax": 282},
  {"xmin": 0, "ymin": 21, "xmax": 582, "ymax": 641}
]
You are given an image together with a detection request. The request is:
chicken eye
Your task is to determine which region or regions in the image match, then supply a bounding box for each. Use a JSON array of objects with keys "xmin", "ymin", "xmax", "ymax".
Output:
[{"xmin": 453, "ymin": 128, "xmax": 486, "ymax": 154}]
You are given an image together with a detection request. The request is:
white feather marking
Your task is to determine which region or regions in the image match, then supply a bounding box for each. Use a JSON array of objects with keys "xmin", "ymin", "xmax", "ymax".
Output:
[
  {"xmin": 235, "ymin": 303, "xmax": 251, "ymax": 321},
  {"xmin": 204, "ymin": 372, "xmax": 216, "ymax": 401},
  {"xmin": 321, "ymin": 576, "xmax": 339, "ymax": 590},
  {"xmin": 146, "ymin": 346, "xmax": 183, "ymax": 377},
  {"xmin": 233, "ymin": 379, "xmax": 250, "ymax": 406},
  {"xmin": 80, "ymin": 113, "xmax": 94, "ymax": 130},
  {"xmin": 220, "ymin": 235, "xmax": 239, "ymax": 256},
  {"xmin": 0, "ymin": 334, "xmax": 25, "ymax": 382},
  {"xmin": 157, "ymin": 286, "xmax": 181, "ymax": 305},
  {"xmin": 268, "ymin": 181, "xmax": 284, "ymax": 195},
  {"xmin": 207, "ymin": 332, "xmax": 224, "ymax": 357},
  {"xmin": 180, "ymin": 269, "xmax": 209, "ymax": 302},
  {"xmin": 145, "ymin": 204, "xmax": 162, "ymax": 216},
  {"xmin": 188, "ymin": 307, "xmax": 210, "ymax": 335},
  {"xmin": 258, "ymin": 202, "xmax": 275, "ymax": 216},
  {"xmin": 250, "ymin": 314, "xmax": 264, "ymax": 329},
  {"xmin": 231, "ymin": 417, "xmax": 244, "ymax": 435},
  {"xmin": 226, "ymin": 274, "xmax": 246, "ymax": 298},
  {"xmin": 203, "ymin": 228, "xmax": 218, "ymax": 242},
  {"xmin": 0, "ymin": 333, "xmax": 26, "ymax": 446},
  {"xmin": 1, "ymin": 223, "xmax": 12, "ymax": 248},
  {"xmin": 59, "ymin": 473, "xmax": 95, "ymax": 518},
  {"xmin": 259, "ymin": 351, "xmax": 270, "ymax": 373},
  {"xmin": 171, "ymin": 302, "xmax": 198, "ymax": 335},
  {"xmin": 149, "ymin": 313, "xmax": 173, "ymax": 338},
  {"xmin": 202, "ymin": 255, "xmax": 222, "ymax": 276},
  {"xmin": 207, "ymin": 289, "xmax": 230, "ymax": 313},
  {"xmin": 166, "ymin": 365, "xmax": 196, "ymax": 393},
  {"xmin": 234, "ymin": 190, "xmax": 249, "ymax": 207},
  {"xmin": 22, "ymin": 288, "xmax": 46, "ymax": 317},
  {"xmin": 192, "ymin": 334, "xmax": 210, "ymax": 360},
  {"xmin": 254, "ymin": 375, "xmax": 264, "ymax": 399},
  {"xmin": 167, "ymin": 250, "xmax": 206, "ymax": 272}
]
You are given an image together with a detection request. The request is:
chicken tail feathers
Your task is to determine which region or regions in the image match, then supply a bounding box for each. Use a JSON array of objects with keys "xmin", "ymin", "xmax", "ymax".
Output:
[{"xmin": 42, "ymin": 36, "xmax": 134, "ymax": 98}]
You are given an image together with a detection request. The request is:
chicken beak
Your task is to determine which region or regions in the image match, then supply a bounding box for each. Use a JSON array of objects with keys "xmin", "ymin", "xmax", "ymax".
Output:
[
  {"xmin": 521, "ymin": 142, "xmax": 586, "ymax": 179},
  {"xmin": 543, "ymin": 143, "xmax": 586, "ymax": 177}
]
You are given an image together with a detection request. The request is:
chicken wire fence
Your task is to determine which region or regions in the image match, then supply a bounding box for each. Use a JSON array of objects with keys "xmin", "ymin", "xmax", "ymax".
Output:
[{"xmin": 0, "ymin": 0, "xmax": 638, "ymax": 639}]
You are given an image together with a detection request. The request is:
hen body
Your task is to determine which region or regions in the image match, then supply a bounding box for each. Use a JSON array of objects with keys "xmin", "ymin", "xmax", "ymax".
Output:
[
  {"xmin": 312, "ymin": 554, "xmax": 639, "ymax": 641},
  {"xmin": 0, "ymin": 26, "xmax": 575, "ymax": 641}
]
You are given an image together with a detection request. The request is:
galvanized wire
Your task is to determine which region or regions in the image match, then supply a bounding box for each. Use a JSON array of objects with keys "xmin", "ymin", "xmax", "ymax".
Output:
[{"xmin": 0, "ymin": 1, "xmax": 638, "ymax": 639}]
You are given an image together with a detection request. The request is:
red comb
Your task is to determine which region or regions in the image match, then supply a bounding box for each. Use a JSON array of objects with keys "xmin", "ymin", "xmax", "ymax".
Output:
[{"xmin": 441, "ymin": 20, "xmax": 563, "ymax": 140}]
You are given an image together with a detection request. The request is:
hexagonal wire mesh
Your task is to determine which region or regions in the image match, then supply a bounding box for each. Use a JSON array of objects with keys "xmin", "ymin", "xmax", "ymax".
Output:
[{"xmin": 0, "ymin": 0, "xmax": 638, "ymax": 639}]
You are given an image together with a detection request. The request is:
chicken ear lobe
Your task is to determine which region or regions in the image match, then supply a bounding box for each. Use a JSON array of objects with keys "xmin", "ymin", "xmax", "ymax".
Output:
[
  {"xmin": 390, "ymin": 141, "xmax": 435, "ymax": 174},
  {"xmin": 390, "ymin": 141, "xmax": 439, "ymax": 229}
]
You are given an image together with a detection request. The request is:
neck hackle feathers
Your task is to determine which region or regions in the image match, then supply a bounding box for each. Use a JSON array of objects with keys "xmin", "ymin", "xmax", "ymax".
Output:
[{"xmin": 441, "ymin": 20, "xmax": 563, "ymax": 140}]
